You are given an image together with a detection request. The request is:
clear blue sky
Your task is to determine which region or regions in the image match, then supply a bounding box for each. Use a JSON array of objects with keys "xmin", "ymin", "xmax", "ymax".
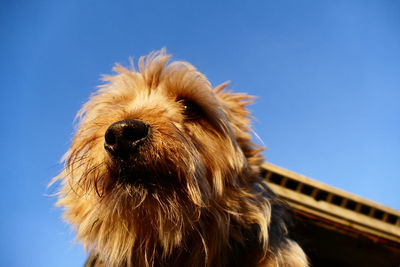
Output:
[{"xmin": 1, "ymin": 1, "xmax": 399, "ymax": 266}]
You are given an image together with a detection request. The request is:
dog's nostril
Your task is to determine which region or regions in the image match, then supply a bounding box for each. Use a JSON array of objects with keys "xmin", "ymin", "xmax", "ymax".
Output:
[{"xmin": 105, "ymin": 130, "xmax": 117, "ymax": 145}]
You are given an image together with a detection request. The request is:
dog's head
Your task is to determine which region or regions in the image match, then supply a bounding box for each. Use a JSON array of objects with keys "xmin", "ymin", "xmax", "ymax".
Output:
[
  {"xmin": 64, "ymin": 50, "xmax": 263, "ymax": 200},
  {"xmin": 56, "ymin": 50, "xmax": 266, "ymax": 265}
]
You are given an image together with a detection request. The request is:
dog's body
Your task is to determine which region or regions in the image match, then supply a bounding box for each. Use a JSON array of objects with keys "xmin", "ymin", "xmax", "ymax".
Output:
[{"xmin": 54, "ymin": 51, "xmax": 307, "ymax": 267}]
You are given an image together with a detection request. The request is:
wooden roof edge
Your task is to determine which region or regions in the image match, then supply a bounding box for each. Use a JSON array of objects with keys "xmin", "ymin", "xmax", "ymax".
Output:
[
  {"xmin": 267, "ymin": 183, "xmax": 400, "ymax": 243},
  {"xmin": 261, "ymin": 162, "xmax": 400, "ymax": 217}
]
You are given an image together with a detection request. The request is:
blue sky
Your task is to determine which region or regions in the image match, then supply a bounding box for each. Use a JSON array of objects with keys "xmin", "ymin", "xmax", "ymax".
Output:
[{"xmin": 1, "ymin": 1, "xmax": 399, "ymax": 266}]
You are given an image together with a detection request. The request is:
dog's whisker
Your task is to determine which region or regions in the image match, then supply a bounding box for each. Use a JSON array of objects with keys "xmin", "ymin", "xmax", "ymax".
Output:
[{"xmin": 251, "ymin": 129, "xmax": 265, "ymax": 147}]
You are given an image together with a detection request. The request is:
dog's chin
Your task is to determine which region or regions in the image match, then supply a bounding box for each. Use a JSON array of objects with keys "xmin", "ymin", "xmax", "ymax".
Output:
[
  {"xmin": 107, "ymin": 158, "xmax": 179, "ymax": 190},
  {"xmin": 117, "ymin": 170, "xmax": 163, "ymax": 189}
]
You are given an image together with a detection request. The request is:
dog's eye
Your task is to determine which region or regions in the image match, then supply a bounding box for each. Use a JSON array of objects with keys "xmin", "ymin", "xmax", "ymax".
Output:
[{"xmin": 179, "ymin": 99, "xmax": 203, "ymax": 120}]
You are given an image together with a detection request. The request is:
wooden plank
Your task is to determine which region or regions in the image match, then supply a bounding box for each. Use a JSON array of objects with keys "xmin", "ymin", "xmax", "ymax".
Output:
[
  {"xmin": 267, "ymin": 183, "xmax": 400, "ymax": 242},
  {"xmin": 262, "ymin": 162, "xmax": 400, "ymax": 217}
]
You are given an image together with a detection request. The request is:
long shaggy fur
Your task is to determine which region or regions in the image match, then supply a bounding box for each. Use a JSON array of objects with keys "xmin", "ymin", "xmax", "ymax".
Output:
[{"xmin": 53, "ymin": 50, "xmax": 308, "ymax": 267}]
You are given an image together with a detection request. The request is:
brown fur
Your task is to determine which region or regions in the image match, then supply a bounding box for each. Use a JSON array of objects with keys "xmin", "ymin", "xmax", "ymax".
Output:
[{"xmin": 53, "ymin": 50, "xmax": 308, "ymax": 267}]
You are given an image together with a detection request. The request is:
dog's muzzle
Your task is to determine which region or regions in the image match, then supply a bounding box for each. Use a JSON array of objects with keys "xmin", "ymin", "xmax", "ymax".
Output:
[{"xmin": 104, "ymin": 119, "xmax": 149, "ymax": 159}]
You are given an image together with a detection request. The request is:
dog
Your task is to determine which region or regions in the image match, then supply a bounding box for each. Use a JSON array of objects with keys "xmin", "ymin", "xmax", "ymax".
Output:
[{"xmin": 53, "ymin": 50, "xmax": 308, "ymax": 267}]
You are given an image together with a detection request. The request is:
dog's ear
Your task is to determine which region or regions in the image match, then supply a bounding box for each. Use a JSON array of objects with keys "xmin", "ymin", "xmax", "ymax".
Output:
[
  {"xmin": 214, "ymin": 82, "xmax": 264, "ymax": 169},
  {"xmin": 214, "ymin": 82, "xmax": 254, "ymax": 133}
]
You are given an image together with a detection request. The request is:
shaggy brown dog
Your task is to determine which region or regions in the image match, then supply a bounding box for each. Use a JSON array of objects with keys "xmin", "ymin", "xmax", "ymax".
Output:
[{"xmin": 54, "ymin": 50, "xmax": 308, "ymax": 267}]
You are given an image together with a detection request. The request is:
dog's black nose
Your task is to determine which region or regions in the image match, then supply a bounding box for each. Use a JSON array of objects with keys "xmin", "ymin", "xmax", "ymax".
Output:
[{"xmin": 104, "ymin": 119, "xmax": 149, "ymax": 158}]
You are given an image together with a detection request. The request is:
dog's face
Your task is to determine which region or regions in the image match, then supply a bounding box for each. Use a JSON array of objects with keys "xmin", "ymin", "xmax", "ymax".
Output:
[
  {"xmin": 98, "ymin": 68, "xmax": 240, "ymax": 200},
  {"xmin": 65, "ymin": 53, "xmax": 261, "ymax": 203},
  {"xmin": 57, "ymin": 51, "xmax": 265, "ymax": 265}
]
